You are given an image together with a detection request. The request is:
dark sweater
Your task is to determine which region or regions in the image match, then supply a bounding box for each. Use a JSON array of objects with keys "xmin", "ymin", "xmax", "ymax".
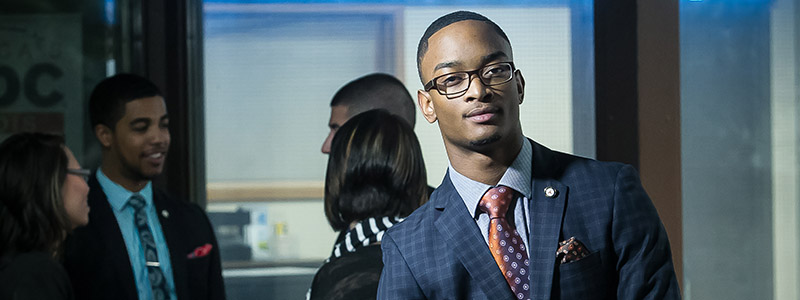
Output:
[{"xmin": 0, "ymin": 251, "xmax": 74, "ymax": 300}]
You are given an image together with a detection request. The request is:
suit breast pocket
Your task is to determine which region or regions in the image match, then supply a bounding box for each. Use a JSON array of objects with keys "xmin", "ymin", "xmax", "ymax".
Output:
[
  {"xmin": 556, "ymin": 251, "xmax": 613, "ymax": 298},
  {"xmin": 559, "ymin": 251, "xmax": 601, "ymax": 279},
  {"xmin": 185, "ymin": 254, "xmax": 211, "ymax": 296}
]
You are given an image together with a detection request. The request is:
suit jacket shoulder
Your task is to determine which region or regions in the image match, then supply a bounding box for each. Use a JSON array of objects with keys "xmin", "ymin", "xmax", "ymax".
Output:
[{"xmin": 380, "ymin": 171, "xmax": 517, "ymax": 299}]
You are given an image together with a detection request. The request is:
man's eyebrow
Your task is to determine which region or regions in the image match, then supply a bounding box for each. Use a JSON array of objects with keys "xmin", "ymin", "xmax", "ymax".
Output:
[
  {"xmin": 433, "ymin": 61, "xmax": 461, "ymax": 72},
  {"xmin": 160, "ymin": 114, "xmax": 169, "ymax": 122},
  {"xmin": 431, "ymin": 51, "xmax": 509, "ymax": 73},
  {"xmin": 129, "ymin": 118, "xmax": 151, "ymax": 126}
]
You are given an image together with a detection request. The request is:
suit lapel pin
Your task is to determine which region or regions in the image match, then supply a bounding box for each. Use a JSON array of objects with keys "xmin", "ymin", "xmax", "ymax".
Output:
[
  {"xmin": 161, "ymin": 210, "xmax": 169, "ymax": 218},
  {"xmin": 544, "ymin": 186, "xmax": 558, "ymax": 198}
]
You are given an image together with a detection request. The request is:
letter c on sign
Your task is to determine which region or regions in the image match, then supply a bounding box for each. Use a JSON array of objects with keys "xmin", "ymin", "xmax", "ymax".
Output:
[{"xmin": 24, "ymin": 63, "xmax": 63, "ymax": 107}]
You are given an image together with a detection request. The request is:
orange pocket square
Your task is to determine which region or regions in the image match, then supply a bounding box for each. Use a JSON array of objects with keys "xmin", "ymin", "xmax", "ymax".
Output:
[{"xmin": 556, "ymin": 237, "xmax": 590, "ymax": 264}]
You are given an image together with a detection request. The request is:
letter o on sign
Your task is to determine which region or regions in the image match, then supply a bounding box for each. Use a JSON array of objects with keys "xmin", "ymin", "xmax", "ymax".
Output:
[{"xmin": 0, "ymin": 65, "xmax": 21, "ymax": 107}]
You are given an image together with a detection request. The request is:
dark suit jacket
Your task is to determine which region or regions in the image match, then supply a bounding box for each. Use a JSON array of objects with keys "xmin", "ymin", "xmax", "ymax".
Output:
[
  {"xmin": 378, "ymin": 140, "xmax": 680, "ymax": 299},
  {"xmin": 63, "ymin": 173, "xmax": 225, "ymax": 300}
]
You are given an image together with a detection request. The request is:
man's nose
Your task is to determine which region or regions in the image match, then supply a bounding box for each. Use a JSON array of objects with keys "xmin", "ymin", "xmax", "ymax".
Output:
[
  {"xmin": 321, "ymin": 131, "xmax": 334, "ymax": 154},
  {"xmin": 462, "ymin": 74, "xmax": 490, "ymax": 102},
  {"xmin": 150, "ymin": 127, "xmax": 169, "ymax": 144}
]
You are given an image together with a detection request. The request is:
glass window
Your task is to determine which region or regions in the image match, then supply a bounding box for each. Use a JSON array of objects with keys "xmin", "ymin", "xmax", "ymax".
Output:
[{"xmin": 681, "ymin": 0, "xmax": 800, "ymax": 299}]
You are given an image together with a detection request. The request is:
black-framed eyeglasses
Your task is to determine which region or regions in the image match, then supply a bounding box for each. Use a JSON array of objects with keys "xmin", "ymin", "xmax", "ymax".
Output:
[
  {"xmin": 424, "ymin": 62, "xmax": 516, "ymax": 99},
  {"xmin": 67, "ymin": 168, "xmax": 91, "ymax": 182}
]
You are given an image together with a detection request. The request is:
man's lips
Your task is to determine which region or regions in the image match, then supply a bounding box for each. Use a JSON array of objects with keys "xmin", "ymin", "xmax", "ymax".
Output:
[{"xmin": 465, "ymin": 107, "xmax": 501, "ymax": 123}]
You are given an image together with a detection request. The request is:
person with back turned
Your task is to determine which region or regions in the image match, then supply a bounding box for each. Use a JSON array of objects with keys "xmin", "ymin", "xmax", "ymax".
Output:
[{"xmin": 309, "ymin": 109, "xmax": 429, "ymax": 300}]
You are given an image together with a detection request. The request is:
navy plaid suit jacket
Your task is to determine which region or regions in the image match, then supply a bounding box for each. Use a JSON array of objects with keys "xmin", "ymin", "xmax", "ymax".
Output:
[{"xmin": 378, "ymin": 140, "xmax": 680, "ymax": 299}]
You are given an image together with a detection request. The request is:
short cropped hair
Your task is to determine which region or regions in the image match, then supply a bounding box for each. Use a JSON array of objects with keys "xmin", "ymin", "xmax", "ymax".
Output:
[
  {"xmin": 330, "ymin": 73, "xmax": 416, "ymax": 127},
  {"xmin": 324, "ymin": 110, "xmax": 428, "ymax": 231},
  {"xmin": 0, "ymin": 132, "xmax": 70, "ymax": 257},
  {"xmin": 416, "ymin": 11, "xmax": 511, "ymax": 82},
  {"xmin": 89, "ymin": 73, "xmax": 162, "ymax": 130}
]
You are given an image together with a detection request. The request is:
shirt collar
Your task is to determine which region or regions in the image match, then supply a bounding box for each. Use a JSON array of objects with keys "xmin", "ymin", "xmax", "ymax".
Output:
[
  {"xmin": 96, "ymin": 167, "xmax": 154, "ymax": 213},
  {"xmin": 449, "ymin": 137, "xmax": 533, "ymax": 217}
]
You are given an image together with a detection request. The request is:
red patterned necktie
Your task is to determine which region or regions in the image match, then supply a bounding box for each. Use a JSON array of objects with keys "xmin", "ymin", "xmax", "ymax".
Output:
[{"xmin": 479, "ymin": 186, "xmax": 531, "ymax": 300}]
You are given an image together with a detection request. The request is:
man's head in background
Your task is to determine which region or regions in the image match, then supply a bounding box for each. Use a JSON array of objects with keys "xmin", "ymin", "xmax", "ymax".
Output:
[{"xmin": 321, "ymin": 73, "xmax": 416, "ymax": 154}]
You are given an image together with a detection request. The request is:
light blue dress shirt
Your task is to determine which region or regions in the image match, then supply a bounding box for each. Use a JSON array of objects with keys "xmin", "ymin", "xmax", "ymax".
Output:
[
  {"xmin": 448, "ymin": 136, "xmax": 533, "ymax": 255},
  {"xmin": 96, "ymin": 169, "xmax": 177, "ymax": 300}
]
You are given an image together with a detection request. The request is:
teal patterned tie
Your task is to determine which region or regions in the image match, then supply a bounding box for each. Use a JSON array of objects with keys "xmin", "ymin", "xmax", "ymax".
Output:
[{"xmin": 129, "ymin": 194, "xmax": 169, "ymax": 300}]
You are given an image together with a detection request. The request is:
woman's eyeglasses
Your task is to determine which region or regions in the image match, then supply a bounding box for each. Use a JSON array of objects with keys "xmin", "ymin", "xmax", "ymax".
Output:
[{"xmin": 67, "ymin": 168, "xmax": 91, "ymax": 182}]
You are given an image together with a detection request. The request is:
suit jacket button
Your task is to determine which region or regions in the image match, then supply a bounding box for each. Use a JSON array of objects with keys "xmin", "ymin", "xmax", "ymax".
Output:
[{"xmin": 161, "ymin": 210, "xmax": 169, "ymax": 218}]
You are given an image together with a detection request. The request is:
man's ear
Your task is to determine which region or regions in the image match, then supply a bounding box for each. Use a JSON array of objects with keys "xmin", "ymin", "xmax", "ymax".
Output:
[
  {"xmin": 418, "ymin": 89, "xmax": 437, "ymax": 123},
  {"xmin": 515, "ymin": 69, "xmax": 526, "ymax": 105},
  {"xmin": 95, "ymin": 124, "xmax": 114, "ymax": 148}
]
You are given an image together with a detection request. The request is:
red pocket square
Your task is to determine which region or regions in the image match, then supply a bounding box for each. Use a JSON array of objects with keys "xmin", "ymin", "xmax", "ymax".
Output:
[
  {"xmin": 556, "ymin": 237, "xmax": 590, "ymax": 264},
  {"xmin": 187, "ymin": 243, "xmax": 213, "ymax": 259}
]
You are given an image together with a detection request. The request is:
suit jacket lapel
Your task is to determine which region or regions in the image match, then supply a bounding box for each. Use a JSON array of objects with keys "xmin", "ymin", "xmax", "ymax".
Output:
[
  {"xmin": 433, "ymin": 174, "xmax": 515, "ymax": 299},
  {"xmin": 88, "ymin": 176, "xmax": 139, "ymax": 300},
  {"xmin": 527, "ymin": 140, "xmax": 568, "ymax": 300},
  {"xmin": 153, "ymin": 191, "xmax": 188, "ymax": 300}
]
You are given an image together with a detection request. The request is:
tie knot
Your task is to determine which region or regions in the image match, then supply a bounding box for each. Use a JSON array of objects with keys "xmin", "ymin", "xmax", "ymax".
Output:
[
  {"xmin": 128, "ymin": 194, "xmax": 146, "ymax": 211},
  {"xmin": 478, "ymin": 185, "xmax": 514, "ymax": 218}
]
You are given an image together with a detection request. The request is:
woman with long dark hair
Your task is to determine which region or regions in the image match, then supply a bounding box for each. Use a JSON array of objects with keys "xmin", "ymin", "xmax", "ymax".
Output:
[
  {"xmin": 308, "ymin": 109, "xmax": 429, "ymax": 300},
  {"xmin": 0, "ymin": 132, "xmax": 90, "ymax": 299}
]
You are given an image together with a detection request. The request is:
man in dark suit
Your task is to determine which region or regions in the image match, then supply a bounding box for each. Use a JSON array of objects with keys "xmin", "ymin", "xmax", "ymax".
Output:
[
  {"xmin": 377, "ymin": 11, "xmax": 680, "ymax": 300},
  {"xmin": 63, "ymin": 74, "xmax": 225, "ymax": 300}
]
